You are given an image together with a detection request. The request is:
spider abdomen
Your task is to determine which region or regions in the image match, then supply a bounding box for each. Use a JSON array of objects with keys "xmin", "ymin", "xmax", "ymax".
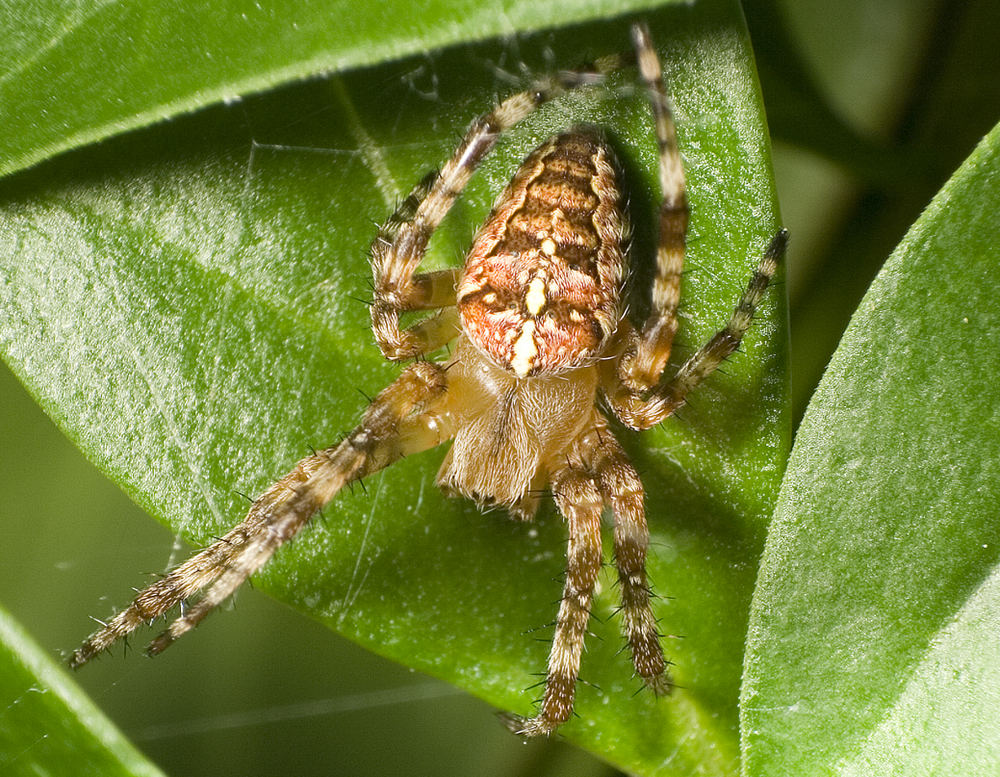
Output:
[{"xmin": 457, "ymin": 129, "xmax": 627, "ymax": 378}]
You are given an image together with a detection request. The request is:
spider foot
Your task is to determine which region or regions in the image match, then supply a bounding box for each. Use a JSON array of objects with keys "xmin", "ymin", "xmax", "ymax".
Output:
[
  {"xmin": 497, "ymin": 711, "xmax": 559, "ymax": 738},
  {"xmin": 644, "ymin": 668, "xmax": 674, "ymax": 697},
  {"xmin": 68, "ymin": 642, "xmax": 100, "ymax": 670}
]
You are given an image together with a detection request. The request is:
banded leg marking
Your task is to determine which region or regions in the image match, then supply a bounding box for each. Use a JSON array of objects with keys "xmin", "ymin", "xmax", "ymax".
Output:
[
  {"xmin": 502, "ymin": 470, "xmax": 603, "ymax": 737},
  {"xmin": 71, "ymin": 362, "xmax": 450, "ymax": 668},
  {"xmin": 593, "ymin": 423, "xmax": 670, "ymax": 692},
  {"xmin": 606, "ymin": 228, "xmax": 788, "ymax": 430},
  {"xmin": 619, "ymin": 22, "xmax": 689, "ymax": 393}
]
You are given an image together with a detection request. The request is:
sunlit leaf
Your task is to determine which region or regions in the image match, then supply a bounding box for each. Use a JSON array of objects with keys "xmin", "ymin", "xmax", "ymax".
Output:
[{"xmin": 743, "ymin": 122, "xmax": 1000, "ymax": 776}]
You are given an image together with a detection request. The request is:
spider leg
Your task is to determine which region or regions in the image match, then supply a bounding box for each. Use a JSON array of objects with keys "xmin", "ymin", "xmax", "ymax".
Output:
[
  {"xmin": 603, "ymin": 24, "xmax": 786, "ymax": 429},
  {"xmin": 502, "ymin": 468, "xmax": 603, "ymax": 737},
  {"xmin": 604, "ymin": 229, "xmax": 787, "ymax": 430},
  {"xmin": 616, "ymin": 22, "xmax": 688, "ymax": 394},
  {"xmin": 70, "ymin": 362, "xmax": 451, "ymax": 669},
  {"xmin": 370, "ymin": 59, "xmax": 621, "ymax": 360},
  {"xmin": 369, "ymin": 171, "xmax": 463, "ymax": 358},
  {"xmin": 588, "ymin": 418, "xmax": 671, "ymax": 693}
]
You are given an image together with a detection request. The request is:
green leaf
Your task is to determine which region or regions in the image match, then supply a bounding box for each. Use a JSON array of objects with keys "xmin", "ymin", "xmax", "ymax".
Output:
[
  {"xmin": 0, "ymin": 1, "xmax": 786, "ymax": 773},
  {"xmin": 742, "ymin": 122, "xmax": 1000, "ymax": 775},
  {"xmin": 0, "ymin": 603, "xmax": 165, "ymax": 777},
  {"xmin": 1, "ymin": 0, "xmax": 678, "ymax": 181}
]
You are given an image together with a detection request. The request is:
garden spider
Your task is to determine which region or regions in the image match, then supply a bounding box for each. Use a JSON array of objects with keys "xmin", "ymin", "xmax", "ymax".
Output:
[{"xmin": 71, "ymin": 22, "xmax": 786, "ymax": 737}]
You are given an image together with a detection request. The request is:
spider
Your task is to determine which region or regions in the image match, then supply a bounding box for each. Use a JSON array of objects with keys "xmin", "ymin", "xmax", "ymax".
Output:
[{"xmin": 71, "ymin": 22, "xmax": 786, "ymax": 737}]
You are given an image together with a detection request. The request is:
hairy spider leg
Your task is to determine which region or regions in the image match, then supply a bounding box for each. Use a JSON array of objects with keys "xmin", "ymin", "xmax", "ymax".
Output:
[
  {"xmin": 502, "ymin": 413, "xmax": 670, "ymax": 736},
  {"xmin": 369, "ymin": 171, "xmax": 463, "ymax": 357},
  {"xmin": 592, "ymin": 419, "xmax": 669, "ymax": 691},
  {"xmin": 617, "ymin": 22, "xmax": 689, "ymax": 394},
  {"xmin": 71, "ymin": 362, "xmax": 450, "ymax": 668},
  {"xmin": 604, "ymin": 228, "xmax": 787, "ymax": 430},
  {"xmin": 503, "ymin": 467, "xmax": 604, "ymax": 736}
]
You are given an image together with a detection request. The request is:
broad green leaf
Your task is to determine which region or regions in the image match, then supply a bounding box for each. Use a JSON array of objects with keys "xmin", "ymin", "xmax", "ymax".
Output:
[
  {"xmin": 0, "ymin": 603, "xmax": 165, "ymax": 777},
  {"xmin": 2, "ymin": 0, "xmax": 677, "ymax": 180},
  {"xmin": 742, "ymin": 122, "xmax": 1000, "ymax": 775},
  {"xmin": 0, "ymin": 1, "xmax": 786, "ymax": 773}
]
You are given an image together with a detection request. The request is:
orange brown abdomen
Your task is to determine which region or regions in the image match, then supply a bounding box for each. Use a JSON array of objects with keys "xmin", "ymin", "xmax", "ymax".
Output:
[{"xmin": 457, "ymin": 130, "xmax": 628, "ymax": 377}]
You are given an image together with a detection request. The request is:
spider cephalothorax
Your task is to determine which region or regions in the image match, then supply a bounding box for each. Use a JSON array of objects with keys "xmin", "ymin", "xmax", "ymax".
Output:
[{"xmin": 72, "ymin": 23, "xmax": 786, "ymax": 737}]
